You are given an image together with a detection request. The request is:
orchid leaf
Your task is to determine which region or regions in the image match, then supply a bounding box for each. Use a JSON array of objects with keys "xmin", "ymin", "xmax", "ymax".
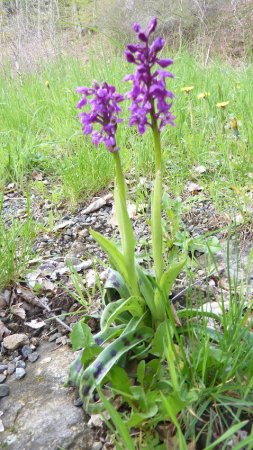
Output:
[
  {"xmin": 94, "ymin": 324, "xmax": 125, "ymax": 345},
  {"xmin": 100, "ymin": 298, "xmax": 127, "ymax": 331},
  {"xmin": 103, "ymin": 268, "xmax": 130, "ymax": 304},
  {"xmin": 104, "ymin": 296, "xmax": 146, "ymax": 330},
  {"xmin": 90, "ymin": 229, "xmax": 130, "ymax": 284},
  {"xmin": 136, "ymin": 264, "xmax": 156, "ymax": 317},
  {"xmin": 160, "ymin": 258, "xmax": 187, "ymax": 298},
  {"xmin": 79, "ymin": 326, "xmax": 153, "ymax": 407}
]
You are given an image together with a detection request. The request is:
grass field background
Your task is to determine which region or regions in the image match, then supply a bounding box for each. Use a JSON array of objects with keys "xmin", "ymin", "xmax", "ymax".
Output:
[{"xmin": 1, "ymin": 48, "xmax": 253, "ymax": 211}]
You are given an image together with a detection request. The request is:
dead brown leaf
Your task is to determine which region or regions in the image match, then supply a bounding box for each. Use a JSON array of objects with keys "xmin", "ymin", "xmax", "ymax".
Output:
[
  {"xmin": 12, "ymin": 303, "xmax": 26, "ymax": 320},
  {"xmin": 81, "ymin": 193, "xmax": 113, "ymax": 215},
  {"xmin": 186, "ymin": 182, "xmax": 203, "ymax": 195},
  {"xmin": 31, "ymin": 170, "xmax": 43, "ymax": 181},
  {"xmin": 16, "ymin": 285, "xmax": 46, "ymax": 309}
]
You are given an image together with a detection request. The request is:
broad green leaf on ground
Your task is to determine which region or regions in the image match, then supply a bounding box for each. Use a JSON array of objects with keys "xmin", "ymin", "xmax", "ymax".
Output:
[{"xmin": 70, "ymin": 320, "xmax": 95, "ymax": 351}]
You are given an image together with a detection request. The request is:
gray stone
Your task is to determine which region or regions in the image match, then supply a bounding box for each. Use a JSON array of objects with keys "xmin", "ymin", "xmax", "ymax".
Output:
[
  {"xmin": 91, "ymin": 442, "xmax": 103, "ymax": 450},
  {"xmin": 16, "ymin": 360, "xmax": 26, "ymax": 369},
  {"xmin": 28, "ymin": 352, "xmax": 39, "ymax": 363},
  {"xmin": 0, "ymin": 364, "xmax": 8, "ymax": 373},
  {"xmin": 21, "ymin": 345, "xmax": 33, "ymax": 359},
  {"xmin": 0, "ymin": 342, "xmax": 93, "ymax": 449},
  {"xmin": 0, "ymin": 373, "xmax": 7, "ymax": 383},
  {"xmin": 3, "ymin": 333, "xmax": 29, "ymax": 351},
  {"xmin": 48, "ymin": 332, "xmax": 61, "ymax": 342},
  {"xmin": 7, "ymin": 362, "xmax": 16, "ymax": 375},
  {"xmin": 0, "ymin": 384, "xmax": 9, "ymax": 397},
  {"xmin": 15, "ymin": 368, "xmax": 26, "ymax": 379}
]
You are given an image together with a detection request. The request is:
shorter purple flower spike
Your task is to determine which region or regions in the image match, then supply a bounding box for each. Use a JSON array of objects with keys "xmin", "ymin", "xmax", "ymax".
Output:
[
  {"xmin": 124, "ymin": 17, "xmax": 175, "ymax": 134},
  {"xmin": 76, "ymin": 81, "xmax": 124, "ymax": 152}
]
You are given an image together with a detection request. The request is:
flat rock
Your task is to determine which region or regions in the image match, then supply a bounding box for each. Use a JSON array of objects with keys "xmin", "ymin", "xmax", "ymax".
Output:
[
  {"xmin": 0, "ymin": 364, "xmax": 8, "ymax": 373},
  {"xmin": 3, "ymin": 333, "xmax": 29, "ymax": 351},
  {"xmin": 0, "ymin": 384, "xmax": 10, "ymax": 398},
  {"xmin": 0, "ymin": 342, "xmax": 93, "ymax": 449},
  {"xmin": 15, "ymin": 367, "xmax": 26, "ymax": 379},
  {"xmin": 0, "ymin": 373, "xmax": 7, "ymax": 383}
]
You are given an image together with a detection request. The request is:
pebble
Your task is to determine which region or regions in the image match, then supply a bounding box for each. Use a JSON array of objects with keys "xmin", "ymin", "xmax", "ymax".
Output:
[
  {"xmin": 0, "ymin": 374, "xmax": 7, "ymax": 383},
  {"xmin": 28, "ymin": 352, "xmax": 39, "ymax": 363},
  {"xmin": 15, "ymin": 368, "xmax": 26, "ymax": 379},
  {"xmin": 91, "ymin": 443, "xmax": 103, "ymax": 450},
  {"xmin": 30, "ymin": 337, "xmax": 39, "ymax": 346},
  {"xmin": 21, "ymin": 345, "xmax": 33, "ymax": 359},
  {"xmin": 0, "ymin": 364, "xmax": 8, "ymax": 373},
  {"xmin": 73, "ymin": 398, "xmax": 83, "ymax": 407},
  {"xmin": 3, "ymin": 333, "xmax": 29, "ymax": 351},
  {"xmin": 7, "ymin": 362, "xmax": 16, "ymax": 375},
  {"xmin": 48, "ymin": 332, "xmax": 61, "ymax": 342},
  {"xmin": 0, "ymin": 384, "xmax": 10, "ymax": 397},
  {"xmin": 16, "ymin": 360, "xmax": 26, "ymax": 369}
]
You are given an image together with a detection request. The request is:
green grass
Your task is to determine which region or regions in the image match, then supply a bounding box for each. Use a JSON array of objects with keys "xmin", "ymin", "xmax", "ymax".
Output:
[
  {"xmin": 0, "ymin": 197, "xmax": 36, "ymax": 289},
  {"xmin": 1, "ymin": 49, "xmax": 253, "ymax": 211}
]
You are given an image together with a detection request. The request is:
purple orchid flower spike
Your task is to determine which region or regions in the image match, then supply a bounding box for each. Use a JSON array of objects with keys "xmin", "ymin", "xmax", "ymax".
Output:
[
  {"xmin": 76, "ymin": 81, "xmax": 124, "ymax": 152},
  {"xmin": 124, "ymin": 17, "xmax": 175, "ymax": 134}
]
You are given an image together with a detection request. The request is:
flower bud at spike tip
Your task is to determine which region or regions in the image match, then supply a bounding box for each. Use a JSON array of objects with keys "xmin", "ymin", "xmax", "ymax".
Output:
[
  {"xmin": 76, "ymin": 81, "xmax": 124, "ymax": 152},
  {"xmin": 124, "ymin": 17, "xmax": 175, "ymax": 134}
]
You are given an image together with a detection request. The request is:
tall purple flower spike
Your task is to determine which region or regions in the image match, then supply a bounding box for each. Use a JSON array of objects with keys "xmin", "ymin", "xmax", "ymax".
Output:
[
  {"xmin": 76, "ymin": 81, "xmax": 124, "ymax": 152},
  {"xmin": 124, "ymin": 17, "xmax": 175, "ymax": 134}
]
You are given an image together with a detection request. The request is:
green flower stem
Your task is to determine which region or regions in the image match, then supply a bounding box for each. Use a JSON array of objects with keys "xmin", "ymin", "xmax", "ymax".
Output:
[
  {"xmin": 112, "ymin": 151, "xmax": 140, "ymax": 297},
  {"xmin": 151, "ymin": 119, "xmax": 163, "ymax": 284}
]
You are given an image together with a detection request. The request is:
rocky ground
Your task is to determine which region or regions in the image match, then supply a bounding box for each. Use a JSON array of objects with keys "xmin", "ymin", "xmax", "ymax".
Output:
[{"xmin": 1, "ymin": 177, "xmax": 253, "ymax": 449}]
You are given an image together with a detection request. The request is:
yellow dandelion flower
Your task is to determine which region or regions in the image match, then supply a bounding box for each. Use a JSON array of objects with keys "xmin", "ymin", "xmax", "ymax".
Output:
[
  {"xmin": 216, "ymin": 101, "xmax": 229, "ymax": 109},
  {"xmin": 181, "ymin": 86, "xmax": 194, "ymax": 94},
  {"xmin": 197, "ymin": 92, "xmax": 210, "ymax": 100},
  {"xmin": 45, "ymin": 80, "xmax": 50, "ymax": 89}
]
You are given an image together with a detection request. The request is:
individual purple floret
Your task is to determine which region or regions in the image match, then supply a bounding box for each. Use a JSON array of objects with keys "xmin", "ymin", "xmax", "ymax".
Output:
[
  {"xmin": 76, "ymin": 81, "xmax": 124, "ymax": 152},
  {"xmin": 124, "ymin": 17, "xmax": 175, "ymax": 134}
]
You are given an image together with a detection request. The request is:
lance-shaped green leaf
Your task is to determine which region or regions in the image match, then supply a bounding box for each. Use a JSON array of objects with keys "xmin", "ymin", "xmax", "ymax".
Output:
[
  {"xmin": 94, "ymin": 324, "xmax": 125, "ymax": 345},
  {"xmin": 154, "ymin": 258, "xmax": 186, "ymax": 320},
  {"xmin": 79, "ymin": 326, "xmax": 153, "ymax": 408},
  {"xmin": 101, "ymin": 296, "xmax": 146, "ymax": 331},
  {"xmin": 100, "ymin": 298, "xmax": 128, "ymax": 331},
  {"xmin": 68, "ymin": 316, "xmax": 147, "ymax": 391},
  {"xmin": 90, "ymin": 229, "xmax": 130, "ymax": 285},
  {"xmin": 103, "ymin": 269, "xmax": 130, "ymax": 304},
  {"xmin": 136, "ymin": 265, "xmax": 156, "ymax": 317},
  {"xmin": 160, "ymin": 258, "xmax": 186, "ymax": 299}
]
